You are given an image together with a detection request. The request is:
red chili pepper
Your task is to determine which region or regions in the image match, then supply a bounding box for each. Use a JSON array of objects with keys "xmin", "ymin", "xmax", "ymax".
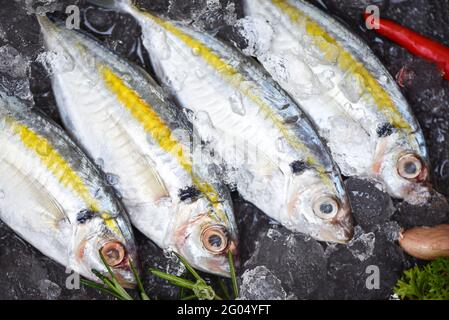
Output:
[{"xmin": 364, "ymin": 12, "xmax": 449, "ymax": 81}]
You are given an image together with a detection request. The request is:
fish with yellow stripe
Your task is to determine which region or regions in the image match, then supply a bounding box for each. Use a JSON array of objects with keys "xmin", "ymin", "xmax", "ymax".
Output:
[
  {"xmin": 99, "ymin": 0, "xmax": 353, "ymax": 243},
  {"xmin": 0, "ymin": 89, "xmax": 138, "ymax": 287},
  {"xmin": 38, "ymin": 16, "xmax": 238, "ymax": 276},
  {"xmin": 239, "ymin": 0, "xmax": 431, "ymax": 204}
]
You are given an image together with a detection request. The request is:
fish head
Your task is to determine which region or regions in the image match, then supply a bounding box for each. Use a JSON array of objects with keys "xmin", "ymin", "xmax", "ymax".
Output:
[
  {"xmin": 173, "ymin": 198, "xmax": 238, "ymax": 277},
  {"xmin": 72, "ymin": 208, "xmax": 138, "ymax": 288},
  {"xmin": 286, "ymin": 170, "xmax": 353, "ymax": 243},
  {"xmin": 376, "ymin": 143, "xmax": 431, "ymax": 205}
]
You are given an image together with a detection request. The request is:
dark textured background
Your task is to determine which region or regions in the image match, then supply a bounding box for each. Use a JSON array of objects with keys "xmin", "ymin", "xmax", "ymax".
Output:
[{"xmin": 0, "ymin": 0, "xmax": 448, "ymax": 300}]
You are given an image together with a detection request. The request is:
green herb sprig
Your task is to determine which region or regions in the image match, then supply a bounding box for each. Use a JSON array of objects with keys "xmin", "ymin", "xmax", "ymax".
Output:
[
  {"xmin": 81, "ymin": 250, "xmax": 149, "ymax": 300},
  {"xmin": 82, "ymin": 250, "xmax": 239, "ymax": 300},
  {"xmin": 150, "ymin": 252, "xmax": 239, "ymax": 300},
  {"xmin": 394, "ymin": 258, "xmax": 449, "ymax": 300}
]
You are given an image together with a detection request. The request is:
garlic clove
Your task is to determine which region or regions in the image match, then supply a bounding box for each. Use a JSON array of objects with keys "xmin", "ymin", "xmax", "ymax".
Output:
[{"xmin": 399, "ymin": 224, "xmax": 449, "ymax": 260}]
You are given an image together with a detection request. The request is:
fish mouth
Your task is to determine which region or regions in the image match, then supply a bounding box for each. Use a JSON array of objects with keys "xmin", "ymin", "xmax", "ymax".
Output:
[
  {"xmin": 204, "ymin": 238, "xmax": 239, "ymax": 278},
  {"xmin": 115, "ymin": 274, "xmax": 137, "ymax": 289},
  {"xmin": 110, "ymin": 264, "xmax": 138, "ymax": 289},
  {"xmin": 320, "ymin": 226, "xmax": 353, "ymax": 244},
  {"xmin": 227, "ymin": 239, "xmax": 240, "ymax": 269},
  {"xmin": 318, "ymin": 225, "xmax": 353, "ymax": 244},
  {"xmin": 107, "ymin": 270, "xmax": 137, "ymax": 289},
  {"xmin": 110, "ymin": 252, "xmax": 139, "ymax": 289},
  {"xmin": 338, "ymin": 218, "xmax": 354, "ymax": 243},
  {"xmin": 336, "ymin": 226, "xmax": 354, "ymax": 244},
  {"xmin": 93, "ymin": 254, "xmax": 137, "ymax": 289},
  {"xmin": 401, "ymin": 180, "xmax": 433, "ymax": 205},
  {"xmin": 330, "ymin": 201, "xmax": 354, "ymax": 243}
]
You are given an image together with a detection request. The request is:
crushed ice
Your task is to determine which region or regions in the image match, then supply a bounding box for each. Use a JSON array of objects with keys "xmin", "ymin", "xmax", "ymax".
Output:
[{"xmin": 348, "ymin": 226, "xmax": 376, "ymax": 262}]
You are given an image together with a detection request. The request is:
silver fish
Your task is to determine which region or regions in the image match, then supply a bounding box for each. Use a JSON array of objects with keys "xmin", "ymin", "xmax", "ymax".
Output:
[
  {"xmin": 240, "ymin": 0, "xmax": 431, "ymax": 205},
  {"xmin": 0, "ymin": 90, "xmax": 138, "ymax": 287},
  {"xmin": 38, "ymin": 16, "xmax": 238, "ymax": 276},
  {"xmin": 107, "ymin": 1, "xmax": 353, "ymax": 243}
]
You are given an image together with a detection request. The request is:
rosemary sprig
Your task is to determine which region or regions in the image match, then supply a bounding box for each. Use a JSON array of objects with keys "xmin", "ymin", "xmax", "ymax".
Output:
[
  {"xmin": 130, "ymin": 260, "xmax": 150, "ymax": 300},
  {"xmin": 181, "ymin": 294, "xmax": 198, "ymax": 301},
  {"xmin": 175, "ymin": 253, "xmax": 203, "ymax": 283},
  {"xmin": 228, "ymin": 251, "xmax": 239, "ymax": 299},
  {"xmin": 216, "ymin": 276, "xmax": 231, "ymax": 300},
  {"xmin": 82, "ymin": 250, "xmax": 149, "ymax": 300},
  {"xmin": 80, "ymin": 278, "xmax": 125, "ymax": 300},
  {"xmin": 150, "ymin": 268, "xmax": 220, "ymax": 300},
  {"xmin": 82, "ymin": 250, "xmax": 239, "ymax": 301},
  {"xmin": 150, "ymin": 251, "xmax": 239, "ymax": 300}
]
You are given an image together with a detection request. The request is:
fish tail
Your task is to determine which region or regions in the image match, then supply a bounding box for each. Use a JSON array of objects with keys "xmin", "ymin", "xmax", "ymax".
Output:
[
  {"xmin": 87, "ymin": 0, "xmax": 134, "ymax": 11},
  {"xmin": 36, "ymin": 14, "xmax": 67, "ymax": 36},
  {"xmin": 36, "ymin": 14, "xmax": 55, "ymax": 30}
]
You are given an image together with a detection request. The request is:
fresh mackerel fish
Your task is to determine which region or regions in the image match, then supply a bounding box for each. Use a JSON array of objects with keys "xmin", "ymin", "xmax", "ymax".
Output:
[
  {"xmin": 112, "ymin": 2, "xmax": 353, "ymax": 243},
  {"xmin": 0, "ymin": 90, "xmax": 138, "ymax": 287},
  {"xmin": 240, "ymin": 0, "xmax": 431, "ymax": 205},
  {"xmin": 38, "ymin": 16, "xmax": 238, "ymax": 276}
]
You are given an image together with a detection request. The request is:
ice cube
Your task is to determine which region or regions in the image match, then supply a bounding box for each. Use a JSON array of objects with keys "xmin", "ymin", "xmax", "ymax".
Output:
[{"xmin": 239, "ymin": 266, "xmax": 290, "ymax": 300}]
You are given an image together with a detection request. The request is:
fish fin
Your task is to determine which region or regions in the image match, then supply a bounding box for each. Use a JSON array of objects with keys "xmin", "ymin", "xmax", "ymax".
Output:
[
  {"xmin": 103, "ymin": 113, "xmax": 171, "ymax": 202},
  {"xmin": 42, "ymin": 193, "xmax": 68, "ymax": 229},
  {"xmin": 139, "ymin": 153, "xmax": 171, "ymax": 202},
  {"xmin": 215, "ymin": 132, "xmax": 284, "ymax": 185},
  {"xmin": 187, "ymin": 104, "xmax": 283, "ymax": 178},
  {"xmin": 231, "ymin": 134, "xmax": 282, "ymax": 177},
  {"xmin": 4, "ymin": 161, "xmax": 69, "ymax": 227}
]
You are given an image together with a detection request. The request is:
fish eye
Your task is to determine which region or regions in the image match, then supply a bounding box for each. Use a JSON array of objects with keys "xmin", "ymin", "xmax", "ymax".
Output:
[
  {"xmin": 397, "ymin": 154, "xmax": 423, "ymax": 180},
  {"xmin": 313, "ymin": 196, "xmax": 339, "ymax": 219},
  {"xmin": 101, "ymin": 241, "xmax": 126, "ymax": 267},
  {"xmin": 201, "ymin": 225, "xmax": 228, "ymax": 254}
]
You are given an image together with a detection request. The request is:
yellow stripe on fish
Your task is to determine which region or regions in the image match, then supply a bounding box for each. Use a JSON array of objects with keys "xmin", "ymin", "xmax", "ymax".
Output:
[
  {"xmin": 7, "ymin": 118, "xmax": 119, "ymax": 232},
  {"xmin": 99, "ymin": 66, "xmax": 228, "ymax": 223},
  {"xmin": 270, "ymin": 0, "xmax": 411, "ymax": 131},
  {"xmin": 140, "ymin": 11, "xmax": 324, "ymax": 172}
]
